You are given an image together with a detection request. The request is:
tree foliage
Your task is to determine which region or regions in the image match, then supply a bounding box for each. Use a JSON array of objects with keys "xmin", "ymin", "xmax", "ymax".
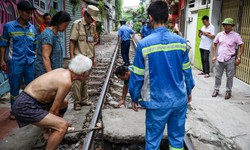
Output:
[
  {"xmin": 123, "ymin": 5, "xmax": 147, "ymax": 22},
  {"xmin": 132, "ymin": 21, "xmax": 142, "ymax": 33},
  {"xmin": 98, "ymin": 0, "xmax": 106, "ymax": 21},
  {"xmin": 115, "ymin": 0, "xmax": 122, "ymax": 30}
]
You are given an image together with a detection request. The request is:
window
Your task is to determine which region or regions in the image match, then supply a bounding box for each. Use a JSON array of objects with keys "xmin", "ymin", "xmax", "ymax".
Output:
[
  {"xmin": 40, "ymin": 1, "xmax": 45, "ymax": 10},
  {"xmin": 0, "ymin": 5, "xmax": 4, "ymax": 23},
  {"xmin": 34, "ymin": 0, "xmax": 39, "ymax": 7},
  {"xmin": 189, "ymin": 0, "xmax": 195, "ymax": 8},
  {"xmin": 7, "ymin": 5, "xmax": 14, "ymax": 21},
  {"xmin": 53, "ymin": 2, "xmax": 58, "ymax": 10},
  {"xmin": 201, "ymin": 0, "xmax": 211, "ymax": 5}
]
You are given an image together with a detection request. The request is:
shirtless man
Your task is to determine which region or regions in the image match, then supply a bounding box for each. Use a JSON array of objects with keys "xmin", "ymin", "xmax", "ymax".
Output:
[{"xmin": 11, "ymin": 54, "xmax": 92, "ymax": 150}]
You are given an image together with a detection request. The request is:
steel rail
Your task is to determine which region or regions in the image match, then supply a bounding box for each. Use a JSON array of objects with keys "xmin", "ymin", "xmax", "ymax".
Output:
[
  {"xmin": 82, "ymin": 43, "xmax": 119, "ymax": 150},
  {"xmin": 184, "ymin": 133, "xmax": 195, "ymax": 150}
]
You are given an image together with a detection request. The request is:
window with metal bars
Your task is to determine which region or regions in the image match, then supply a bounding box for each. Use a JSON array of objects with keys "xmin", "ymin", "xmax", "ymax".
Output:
[
  {"xmin": 201, "ymin": 0, "xmax": 211, "ymax": 5},
  {"xmin": 189, "ymin": 0, "xmax": 195, "ymax": 8}
]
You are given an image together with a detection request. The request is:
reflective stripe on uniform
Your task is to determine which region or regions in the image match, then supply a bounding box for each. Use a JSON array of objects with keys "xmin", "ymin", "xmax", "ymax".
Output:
[
  {"xmin": 10, "ymin": 31, "xmax": 24, "ymax": 36},
  {"xmin": 182, "ymin": 61, "xmax": 191, "ymax": 70},
  {"xmin": 26, "ymin": 32, "xmax": 35, "ymax": 37},
  {"xmin": 1, "ymin": 38, "xmax": 8, "ymax": 42},
  {"xmin": 10, "ymin": 31, "xmax": 35, "ymax": 37},
  {"xmin": 130, "ymin": 65, "xmax": 144, "ymax": 76},
  {"xmin": 142, "ymin": 43, "xmax": 186, "ymax": 56}
]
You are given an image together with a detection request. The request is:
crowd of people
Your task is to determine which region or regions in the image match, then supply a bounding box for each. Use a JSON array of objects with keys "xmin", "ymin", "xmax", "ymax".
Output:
[
  {"xmin": 198, "ymin": 16, "xmax": 244, "ymax": 100},
  {"xmin": 0, "ymin": 0, "xmax": 244, "ymax": 150}
]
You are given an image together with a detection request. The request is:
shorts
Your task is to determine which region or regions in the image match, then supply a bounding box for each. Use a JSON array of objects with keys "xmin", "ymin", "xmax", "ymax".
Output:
[{"xmin": 12, "ymin": 91, "xmax": 49, "ymax": 128}]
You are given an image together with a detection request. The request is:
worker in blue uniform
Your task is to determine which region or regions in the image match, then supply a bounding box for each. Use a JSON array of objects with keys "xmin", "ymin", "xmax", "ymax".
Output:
[
  {"xmin": 117, "ymin": 20, "xmax": 135, "ymax": 66},
  {"xmin": 129, "ymin": 1, "xmax": 195, "ymax": 150},
  {"xmin": 0, "ymin": 1, "xmax": 38, "ymax": 120},
  {"xmin": 140, "ymin": 19, "xmax": 153, "ymax": 39}
]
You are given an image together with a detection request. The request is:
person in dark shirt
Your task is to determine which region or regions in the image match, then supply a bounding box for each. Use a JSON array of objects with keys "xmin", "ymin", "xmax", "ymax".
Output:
[{"xmin": 114, "ymin": 65, "xmax": 130, "ymax": 108}]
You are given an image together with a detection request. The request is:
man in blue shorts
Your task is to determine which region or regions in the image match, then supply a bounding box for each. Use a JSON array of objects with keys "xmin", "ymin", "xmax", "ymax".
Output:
[{"xmin": 11, "ymin": 54, "xmax": 92, "ymax": 150}]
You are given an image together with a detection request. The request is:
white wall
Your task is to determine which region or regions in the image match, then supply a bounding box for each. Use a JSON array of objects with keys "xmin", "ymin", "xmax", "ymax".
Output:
[
  {"xmin": 210, "ymin": 0, "xmax": 222, "ymax": 35},
  {"xmin": 209, "ymin": 0, "xmax": 222, "ymax": 72},
  {"xmin": 185, "ymin": 11, "xmax": 198, "ymax": 64}
]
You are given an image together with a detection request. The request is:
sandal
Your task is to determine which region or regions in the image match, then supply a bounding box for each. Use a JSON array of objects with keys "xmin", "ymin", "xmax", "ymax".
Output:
[
  {"xmin": 198, "ymin": 72, "xmax": 204, "ymax": 75},
  {"xmin": 80, "ymin": 101, "xmax": 92, "ymax": 106},
  {"xmin": 74, "ymin": 103, "xmax": 81, "ymax": 111}
]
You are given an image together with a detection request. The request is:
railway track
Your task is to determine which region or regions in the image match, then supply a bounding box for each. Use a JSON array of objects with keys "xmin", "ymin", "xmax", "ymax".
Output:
[{"xmin": 58, "ymin": 35, "xmax": 195, "ymax": 150}]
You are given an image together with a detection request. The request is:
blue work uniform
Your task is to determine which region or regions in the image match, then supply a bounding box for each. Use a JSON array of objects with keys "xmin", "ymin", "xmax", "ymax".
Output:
[
  {"xmin": 129, "ymin": 27, "xmax": 195, "ymax": 150},
  {"xmin": 0, "ymin": 20, "xmax": 38, "ymax": 109},
  {"xmin": 118, "ymin": 25, "xmax": 135, "ymax": 65},
  {"xmin": 140, "ymin": 25, "xmax": 153, "ymax": 38}
]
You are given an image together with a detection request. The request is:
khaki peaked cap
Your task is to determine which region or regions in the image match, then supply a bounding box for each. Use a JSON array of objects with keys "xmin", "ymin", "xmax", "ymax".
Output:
[{"xmin": 86, "ymin": 5, "xmax": 99, "ymax": 21}]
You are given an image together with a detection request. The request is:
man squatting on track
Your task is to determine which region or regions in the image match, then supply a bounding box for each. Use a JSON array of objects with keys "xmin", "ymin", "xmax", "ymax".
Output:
[{"xmin": 11, "ymin": 54, "xmax": 92, "ymax": 150}]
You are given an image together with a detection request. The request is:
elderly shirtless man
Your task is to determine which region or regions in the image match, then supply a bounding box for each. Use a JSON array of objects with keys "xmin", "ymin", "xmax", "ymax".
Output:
[{"xmin": 11, "ymin": 54, "xmax": 92, "ymax": 150}]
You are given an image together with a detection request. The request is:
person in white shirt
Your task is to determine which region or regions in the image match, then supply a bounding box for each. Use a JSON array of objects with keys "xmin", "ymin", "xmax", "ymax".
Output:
[{"xmin": 198, "ymin": 15, "xmax": 215, "ymax": 78}]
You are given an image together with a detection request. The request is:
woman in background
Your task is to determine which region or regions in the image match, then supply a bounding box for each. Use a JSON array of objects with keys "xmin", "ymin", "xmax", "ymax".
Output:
[{"xmin": 35, "ymin": 11, "xmax": 71, "ymax": 77}]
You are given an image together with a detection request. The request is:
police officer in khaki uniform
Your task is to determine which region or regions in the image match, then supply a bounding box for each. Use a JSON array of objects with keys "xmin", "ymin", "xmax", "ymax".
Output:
[{"xmin": 70, "ymin": 5, "xmax": 99, "ymax": 110}]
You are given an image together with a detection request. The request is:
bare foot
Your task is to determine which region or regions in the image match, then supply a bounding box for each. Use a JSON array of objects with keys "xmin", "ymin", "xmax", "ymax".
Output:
[{"xmin": 115, "ymin": 100, "xmax": 126, "ymax": 108}]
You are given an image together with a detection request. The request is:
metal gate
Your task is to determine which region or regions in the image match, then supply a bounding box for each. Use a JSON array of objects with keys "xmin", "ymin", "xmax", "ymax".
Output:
[
  {"xmin": 65, "ymin": 0, "xmax": 82, "ymax": 58},
  {"xmin": 237, "ymin": 0, "xmax": 250, "ymax": 84},
  {"xmin": 221, "ymin": 0, "xmax": 250, "ymax": 84},
  {"xmin": 221, "ymin": 0, "xmax": 239, "ymax": 32}
]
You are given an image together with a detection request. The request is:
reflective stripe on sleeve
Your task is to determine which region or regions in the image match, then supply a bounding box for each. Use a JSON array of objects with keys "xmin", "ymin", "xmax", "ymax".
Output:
[
  {"xmin": 130, "ymin": 65, "xmax": 144, "ymax": 76},
  {"xmin": 182, "ymin": 61, "xmax": 191, "ymax": 70}
]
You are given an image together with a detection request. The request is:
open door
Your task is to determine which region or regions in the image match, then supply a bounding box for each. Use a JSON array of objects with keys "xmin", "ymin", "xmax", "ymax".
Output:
[{"xmin": 194, "ymin": 9, "xmax": 210, "ymax": 70}]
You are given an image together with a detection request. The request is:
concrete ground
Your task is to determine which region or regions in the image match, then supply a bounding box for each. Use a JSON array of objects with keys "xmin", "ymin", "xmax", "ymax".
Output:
[
  {"xmin": 0, "ymin": 95, "xmax": 91, "ymax": 150},
  {"xmin": 103, "ymin": 66, "xmax": 250, "ymax": 150}
]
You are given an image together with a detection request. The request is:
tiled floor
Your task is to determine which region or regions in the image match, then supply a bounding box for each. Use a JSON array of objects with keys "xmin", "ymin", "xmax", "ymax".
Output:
[{"xmin": 0, "ymin": 98, "xmax": 18, "ymax": 140}]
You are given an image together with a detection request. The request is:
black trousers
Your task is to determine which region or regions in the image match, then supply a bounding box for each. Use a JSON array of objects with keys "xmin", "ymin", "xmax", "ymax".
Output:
[
  {"xmin": 121, "ymin": 40, "xmax": 131, "ymax": 65},
  {"xmin": 200, "ymin": 48, "xmax": 210, "ymax": 74}
]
